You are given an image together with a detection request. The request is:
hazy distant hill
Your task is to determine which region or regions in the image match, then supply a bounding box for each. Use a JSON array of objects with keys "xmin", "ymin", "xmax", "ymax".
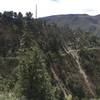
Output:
[{"xmin": 42, "ymin": 14, "xmax": 100, "ymax": 36}]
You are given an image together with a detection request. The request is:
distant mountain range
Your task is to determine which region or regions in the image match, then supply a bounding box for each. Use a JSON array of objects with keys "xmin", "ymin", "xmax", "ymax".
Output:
[{"xmin": 41, "ymin": 14, "xmax": 100, "ymax": 36}]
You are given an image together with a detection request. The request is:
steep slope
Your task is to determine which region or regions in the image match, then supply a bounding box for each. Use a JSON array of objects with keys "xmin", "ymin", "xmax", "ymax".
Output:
[
  {"xmin": 50, "ymin": 67, "xmax": 69, "ymax": 97},
  {"xmin": 41, "ymin": 14, "xmax": 100, "ymax": 36},
  {"xmin": 0, "ymin": 11, "xmax": 100, "ymax": 99},
  {"xmin": 79, "ymin": 49, "xmax": 100, "ymax": 97},
  {"xmin": 63, "ymin": 47, "xmax": 95, "ymax": 97}
]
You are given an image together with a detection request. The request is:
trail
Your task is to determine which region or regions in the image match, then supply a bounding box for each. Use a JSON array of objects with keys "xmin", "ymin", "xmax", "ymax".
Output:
[
  {"xmin": 63, "ymin": 47, "xmax": 96, "ymax": 97},
  {"xmin": 63, "ymin": 47, "xmax": 100, "ymax": 54},
  {"xmin": 50, "ymin": 67, "xmax": 70, "ymax": 97}
]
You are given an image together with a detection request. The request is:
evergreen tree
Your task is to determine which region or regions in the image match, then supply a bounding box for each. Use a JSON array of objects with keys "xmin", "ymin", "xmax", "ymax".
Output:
[{"xmin": 15, "ymin": 42, "xmax": 56, "ymax": 100}]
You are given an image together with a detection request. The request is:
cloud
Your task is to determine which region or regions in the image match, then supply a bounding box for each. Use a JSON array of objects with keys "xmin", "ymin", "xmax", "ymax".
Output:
[
  {"xmin": 81, "ymin": 9, "xmax": 98, "ymax": 15},
  {"xmin": 83, "ymin": 9, "xmax": 96, "ymax": 13}
]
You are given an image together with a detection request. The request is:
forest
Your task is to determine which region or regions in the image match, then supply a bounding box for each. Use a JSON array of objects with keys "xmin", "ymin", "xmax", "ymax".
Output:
[{"xmin": 0, "ymin": 11, "xmax": 100, "ymax": 100}]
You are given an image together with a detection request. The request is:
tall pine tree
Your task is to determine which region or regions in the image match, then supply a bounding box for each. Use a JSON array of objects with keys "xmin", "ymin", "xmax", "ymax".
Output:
[{"xmin": 15, "ymin": 42, "xmax": 56, "ymax": 100}]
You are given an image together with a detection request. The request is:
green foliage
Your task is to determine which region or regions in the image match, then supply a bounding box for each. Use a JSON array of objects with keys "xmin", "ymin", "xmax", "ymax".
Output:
[
  {"xmin": 96, "ymin": 86, "xmax": 100, "ymax": 96},
  {"xmin": 0, "ymin": 58, "xmax": 18, "ymax": 92},
  {"xmin": 0, "ymin": 11, "xmax": 100, "ymax": 99},
  {"xmin": 15, "ymin": 43, "xmax": 56, "ymax": 100},
  {"xmin": 65, "ymin": 94, "xmax": 72, "ymax": 100},
  {"xmin": 0, "ymin": 93, "xmax": 18, "ymax": 100},
  {"xmin": 79, "ymin": 49, "xmax": 100, "ymax": 97}
]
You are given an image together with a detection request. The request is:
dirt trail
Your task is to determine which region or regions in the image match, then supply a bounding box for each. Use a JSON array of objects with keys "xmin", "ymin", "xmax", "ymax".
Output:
[
  {"xmin": 63, "ymin": 47, "xmax": 96, "ymax": 97},
  {"xmin": 50, "ymin": 67, "xmax": 70, "ymax": 97}
]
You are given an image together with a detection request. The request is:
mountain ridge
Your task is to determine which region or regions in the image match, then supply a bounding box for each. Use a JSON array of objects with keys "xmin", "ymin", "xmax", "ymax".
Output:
[{"xmin": 41, "ymin": 14, "xmax": 100, "ymax": 36}]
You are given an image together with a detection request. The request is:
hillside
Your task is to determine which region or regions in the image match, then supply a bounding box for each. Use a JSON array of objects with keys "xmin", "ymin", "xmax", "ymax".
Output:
[
  {"xmin": 0, "ymin": 11, "xmax": 100, "ymax": 100},
  {"xmin": 42, "ymin": 14, "xmax": 100, "ymax": 36}
]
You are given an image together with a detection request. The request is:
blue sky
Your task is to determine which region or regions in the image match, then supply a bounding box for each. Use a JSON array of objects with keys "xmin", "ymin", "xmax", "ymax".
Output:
[{"xmin": 0, "ymin": 0, "xmax": 100, "ymax": 17}]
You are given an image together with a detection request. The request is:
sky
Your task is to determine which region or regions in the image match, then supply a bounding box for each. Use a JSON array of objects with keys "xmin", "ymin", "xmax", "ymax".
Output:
[{"xmin": 0, "ymin": 0, "xmax": 100, "ymax": 17}]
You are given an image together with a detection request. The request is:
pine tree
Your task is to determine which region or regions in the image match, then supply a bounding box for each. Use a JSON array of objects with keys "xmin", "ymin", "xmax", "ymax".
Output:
[{"xmin": 15, "ymin": 42, "xmax": 56, "ymax": 100}]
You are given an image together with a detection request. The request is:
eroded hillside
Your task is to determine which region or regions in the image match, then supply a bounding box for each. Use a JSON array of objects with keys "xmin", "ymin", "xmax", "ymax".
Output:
[{"xmin": 0, "ymin": 11, "xmax": 100, "ymax": 100}]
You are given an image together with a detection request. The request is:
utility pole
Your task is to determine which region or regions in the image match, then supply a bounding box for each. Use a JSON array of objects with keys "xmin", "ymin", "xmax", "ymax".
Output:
[{"xmin": 35, "ymin": 3, "xmax": 37, "ymax": 19}]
